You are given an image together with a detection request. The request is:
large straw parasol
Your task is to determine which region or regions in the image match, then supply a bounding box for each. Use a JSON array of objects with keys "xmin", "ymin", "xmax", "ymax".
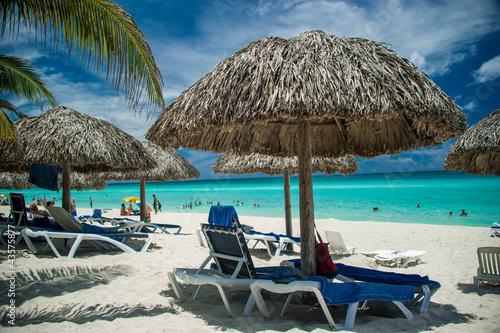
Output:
[
  {"xmin": 0, "ymin": 172, "xmax": 108, "ymax": 191},
  {"xmin": 213, "ymin": 153, "xmax": 358, "ymax": 249},
  {"xmin": 147, "ymin": 30, "xmax": 467, "ymax": 278},
  {"xmin": 103, "ymin": 142, "xmax": 200, "ymax": 221},
  {"xmin": 444, "ymin": 109, "xmax": 500, "ymax": 176},
  {"xmin": 2, "ymin": 106, "xmax": 156, "ymax": 212}
]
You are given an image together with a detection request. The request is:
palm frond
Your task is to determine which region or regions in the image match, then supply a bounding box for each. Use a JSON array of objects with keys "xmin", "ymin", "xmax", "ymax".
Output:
[
  {"xmin": 0, "ymin": 55, "xmax": 57, "ymax": 107},
  {"xmin": 0, "ymin": 0, "xmax": 164, "ymax": 115}
]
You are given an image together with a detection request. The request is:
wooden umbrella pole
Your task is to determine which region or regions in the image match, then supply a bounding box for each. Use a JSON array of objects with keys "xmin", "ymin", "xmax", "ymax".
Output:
[
  {"xmin": 61, "ymin": 164, "xmax": 71, "ymax": 213},
  {"xmin": 140, "ymin": 178, "xmax": 146, "ymax": 221},
  {"xmin": 283, "ymin": 169, "xmax": 293, "ymax": 251},
  {"xmin": 297, "ymin": 120, "xmax": 316, "ymax": 279}
]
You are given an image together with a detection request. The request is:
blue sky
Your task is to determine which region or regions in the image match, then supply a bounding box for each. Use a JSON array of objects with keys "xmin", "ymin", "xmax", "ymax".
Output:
[{"xmin": 2, "ymin": 0, "xmax": 500, "ymax": 180}]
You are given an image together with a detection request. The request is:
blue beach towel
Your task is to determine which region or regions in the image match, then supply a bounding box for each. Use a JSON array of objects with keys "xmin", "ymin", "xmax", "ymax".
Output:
[
  {"xmin": 335, "ymin": 263, "xmax": 430, "ymax": 285},
  {"xmin": 28, "ymin": 163, "xmax": 60, "ymax": 191},
  {"xmin": 208, "ymin": 206, "xmax": 239, "ymax": 227},
  {"xmin": 249, "ymin": 230, "xmax": 300, "ymax": 243},
  {"xmin": 305, "ymin": 276, "xmax": 415, "ymax": 305}
]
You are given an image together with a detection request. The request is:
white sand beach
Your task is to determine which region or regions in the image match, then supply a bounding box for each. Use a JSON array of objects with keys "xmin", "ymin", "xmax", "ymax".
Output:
[{"xmin": 1, "ymin": 205, "xmax": 499, "ymax": 332}]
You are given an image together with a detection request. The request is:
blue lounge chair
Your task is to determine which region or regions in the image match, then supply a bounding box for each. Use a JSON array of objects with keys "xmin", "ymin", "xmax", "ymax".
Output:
[
  {"xmin": 20, "ymin": 205, "xmax": 153, "ymax": 258},
  {"xmin": 282, "ymin": 259, "xmax": 440, "ymax": 313},
  {"xmin": 169, "ymin": 224, "xmax": 417, "ymax": 330}
]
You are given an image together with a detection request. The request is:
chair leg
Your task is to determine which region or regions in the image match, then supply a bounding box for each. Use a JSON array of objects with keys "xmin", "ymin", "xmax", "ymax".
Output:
[
  {"xmin": 214, "ymin": 284, "xmax": 237, "ymax": 319},
  {"xmin": 243, "ymin": 293, "xmax": 255, "ymax": 316},
  {"xmin": 392, "ymin": 301, "xmax": 413, "ymax": 320},
  {"xmin": 250, "ymin": 284, "xmax": 272, "ymax": 319},
  {"xmin": 167, "ymin": 271, "xmax": 187, "ymax": 300}
]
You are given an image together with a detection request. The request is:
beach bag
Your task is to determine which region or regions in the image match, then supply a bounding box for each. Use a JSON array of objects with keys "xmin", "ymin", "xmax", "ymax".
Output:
[{"xmin": 316, "ymin": 230, "xmax": 338, "ymax": 279}]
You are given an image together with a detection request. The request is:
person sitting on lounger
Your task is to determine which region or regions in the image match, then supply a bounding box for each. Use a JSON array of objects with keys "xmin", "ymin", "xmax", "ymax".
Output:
[
  {"xmin": 29, "ymin": 201, "xmax": 49, "ymax": 216},
  {"xmin": 29, "ymin": 201, "xmax": 62, "ymax": 230},
  {"xmin": 120, "ymin": 203, "xmax": 130, "ymax": 216}
]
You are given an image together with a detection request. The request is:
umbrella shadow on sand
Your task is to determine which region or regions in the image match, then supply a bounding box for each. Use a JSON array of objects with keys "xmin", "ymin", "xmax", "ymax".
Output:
[
  {"xmin": 457, "ymin": 282, "xmax": 500, "ymax": 295},
  {"xmin": 0, "ymin": 264, "xmax": 177, "ymax": 326},
  {"xmin": 0, "ymin": 265, "xmax": 134, "ymax": 306},
  {"xmin": 0, "ymin": 303, "xmax": 176, "ymax": 326},
  {"xmin": 159, "ymin": 286, "xmax": 474, "ymax": 333}
]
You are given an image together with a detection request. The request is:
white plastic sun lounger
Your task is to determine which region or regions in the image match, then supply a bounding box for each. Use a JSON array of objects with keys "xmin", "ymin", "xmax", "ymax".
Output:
[
  {"xmin": 360, "ymin": 249, "xmax": 397, "ymax": 257},
  {"xmin": 21, "ymin": 228, "xmax": 153, "ymax": 258},
  {"xmin": 374, "ymin": 250, "xmax": 426, "ymax": 268},
  {"xmin": 473, "ymin": 247, "xmax": 500, "ymax": 287},
  {"xmin": 250, "ymin": 278, "xmax": 414, "ymax": 331},
  {"xmin": 89, "ymin": 217, "xmax": 181, "ymax": 234},
  {"xmin": 325, "ymin": 231, "xmax": 355, "ymax": 255}
]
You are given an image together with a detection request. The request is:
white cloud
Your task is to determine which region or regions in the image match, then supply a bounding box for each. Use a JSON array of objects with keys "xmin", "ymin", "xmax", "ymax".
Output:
[{"xmin": 472, "ymin": 55, "xmax": 500, "ymax": 84}]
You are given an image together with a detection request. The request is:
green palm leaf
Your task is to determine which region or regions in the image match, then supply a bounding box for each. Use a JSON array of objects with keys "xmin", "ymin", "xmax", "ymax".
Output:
[
  {"xmin": 0, "ymin": 55, "xmax": 57, "ymax": 107},
  {"xmin": 0, "ymin": 100, "xmax": 17, "ymax": 142},
  {"xmin": 0, "ymin": 0, "xmax": 165, "ymax": 115}
]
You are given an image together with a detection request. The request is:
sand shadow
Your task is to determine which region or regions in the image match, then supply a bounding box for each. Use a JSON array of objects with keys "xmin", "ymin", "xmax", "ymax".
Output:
[
  {"xmin": 0, "ymin": 303, "xmax": 176, "ymax": 326},
  {"xmin": 160, "ymin": 285, "xmax": 475, "ymax": 333},
  {"xmin": 457, "ymin": 282, "xmax": 500, "ymax": 295},
  {"xmin": 0, "ymin": 264, "xmax": 134, "ymax": 306}
]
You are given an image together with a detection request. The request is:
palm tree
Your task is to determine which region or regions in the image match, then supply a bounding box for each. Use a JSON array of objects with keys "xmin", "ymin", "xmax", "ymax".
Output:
[
  {"xmin": 0, "ymin": 55, "xmax": 57, "ymax": 142},
  {"xmin": 0, "ymin": 0, "xmax": 164, "ymax": 123}
]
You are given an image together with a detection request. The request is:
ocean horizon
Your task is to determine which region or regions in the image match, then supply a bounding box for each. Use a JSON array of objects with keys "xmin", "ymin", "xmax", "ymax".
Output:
[{"xmin": 9, "ymin": 170, "xmax": 500, "ymax": 228}]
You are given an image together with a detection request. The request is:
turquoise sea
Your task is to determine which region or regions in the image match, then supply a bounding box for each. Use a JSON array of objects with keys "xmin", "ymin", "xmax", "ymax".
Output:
[{"xmin": 9, "ymin": 171, "xmax": 500, "ymax": 228}]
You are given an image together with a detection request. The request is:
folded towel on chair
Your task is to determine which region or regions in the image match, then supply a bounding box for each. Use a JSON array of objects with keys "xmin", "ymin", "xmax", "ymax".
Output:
[{"xmin": 208, "ymin": 206, "xmax": 239, "ymax": 227}]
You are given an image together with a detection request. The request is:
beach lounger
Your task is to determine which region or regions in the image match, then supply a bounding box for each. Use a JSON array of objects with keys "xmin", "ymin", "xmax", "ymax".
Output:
[
  {"xmin": 325, "ymin": 231, "xmax": 355, "ymax": 255},
  {"xmin": 170, "ymin": 224, "xmax": 417, "ymax": 329},
  {"xmin": 250, "ymin": 276, "xmax": 414, "ymax": 331},
  {"xmin": 0, "ymin": 193, "xmax": 60, "ymax": 246},
  {"xmin": 169, "ymin": 224, "xmax": 300, "ymax": 318},
  {"xmin": 196, "ymin": 205, "xmax": 299, "ymax": 257},
  {"xmin": 360, "ymin": 249, "xmax": 397, "ymax": 258},
  {"xmin": 374, "ymin": 250, "xmax": 426, "ymax": 268},
  {"xmin": 88, "ymin": 216, "xmax": 182, "ymax": 234},
  {"xmin": 23, "ymin": 205, "xmax": 154, "ymax": 256},
  {"xmin": 281, "ymin": 259, "xmax": 440, "ymax": 314},
  {"xmin": 490, "ymin": 223, "xmax": 500, "ymax": 238},
  {"xmin": 473, "ymin": 247, "xmax": 500, "ymax": 287},
  {"xmin": 20, "ymin": 227, "xmax": 153, "ymax": 258}
]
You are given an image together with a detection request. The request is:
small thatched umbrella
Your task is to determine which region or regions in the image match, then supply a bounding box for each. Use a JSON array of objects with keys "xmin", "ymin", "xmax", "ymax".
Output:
[
  {"xmin": 0, "ymin": 172, "xmax": 32, "ymax": 190},
  {"xmin": 444, "ymin": 109, "xmax": 500, "ymax": 176},
  {"xmin": 213, "ymin": 153, "xmax": 358, "ymax": 249},
  {"xmin": 147, "ymin": 30, "xmax": 467, "ymax": 278},
  {"xmin": 2, "ymin": 106, "xmax": 156, "ymax": 212},
  {"xmin": 0, "ymin": 172, "xmax": 108, "ymax": 191},
  {"xmin": 103, "ymin": 142, "xmax": 200, "ymax": 221}
]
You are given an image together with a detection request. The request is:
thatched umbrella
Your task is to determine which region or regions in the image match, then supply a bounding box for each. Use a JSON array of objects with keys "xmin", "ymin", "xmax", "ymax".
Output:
[
  {"xmin": 0, "ymin": 173, "xmax": 31, "ymax": 190},
  {"xmin": 0, "ymin": 172, "xmax": 108, "ymax": 191},
  {"xmin": 146, "ymin": 30, "xmax": 467, "ymax": 278},
  {"xmin": 2, "ymin": 106, "xmax": 156, "ymax": 212},
  {"xmin": 103, "ymin": 142, "xmax": 200, "ymax": 221},
  {"xmin": 213, "ymin": 153, "xmax": 358, "ymax": 249},
  {"xmin": 444, "ymin": 109, "xmax": 500, "ymax": 176}
]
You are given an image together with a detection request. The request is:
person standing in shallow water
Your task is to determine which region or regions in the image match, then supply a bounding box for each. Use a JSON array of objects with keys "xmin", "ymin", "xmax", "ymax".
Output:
[{"xmin": 153, "ymin": 194, "xmax": 158, "ymax": 214}]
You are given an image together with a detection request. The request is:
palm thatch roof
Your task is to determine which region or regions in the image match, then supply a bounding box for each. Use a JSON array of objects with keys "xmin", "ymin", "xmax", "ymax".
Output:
[
  {"xmin": 147, "ymin": 30, "xmax": 467, "ymax": 157},
  {"xmin": 213, "ymin": 153, "xmax": 358, "ymax": 176},
  {"xmin": 103, "ymin": 142, "xmax": 200, "ymax": 181},
  {"xmin": 0, "ymin": 172, "xmax": 108, "ymax": 191},
  {"xmin": 0, "ymin": 172, "xmax": 31, "ymax": 190},
  {"xmin": 444, "ymin": 109, "xmax": 500, "ymax": 176},
  {"xmin": 3, "ymin": 106, "xmax": 157, "ymax": 173}
]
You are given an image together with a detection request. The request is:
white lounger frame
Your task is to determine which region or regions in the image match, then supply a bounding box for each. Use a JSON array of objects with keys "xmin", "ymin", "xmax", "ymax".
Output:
[{"xmin": 21, "ymin": 228, "xmax": 153, "ymax": 258}]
